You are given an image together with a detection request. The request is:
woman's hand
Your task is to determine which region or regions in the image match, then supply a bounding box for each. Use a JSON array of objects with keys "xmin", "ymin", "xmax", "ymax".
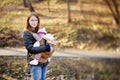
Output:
[{"xmin": 41, "ymin": 44, "xmax": 54, "ymax": 59}]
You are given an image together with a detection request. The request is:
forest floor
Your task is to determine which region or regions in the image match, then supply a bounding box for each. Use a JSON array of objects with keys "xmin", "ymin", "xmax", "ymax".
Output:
[{"xmin": 0, "ymin": 56, "xmax": 120, "ymax": 80}]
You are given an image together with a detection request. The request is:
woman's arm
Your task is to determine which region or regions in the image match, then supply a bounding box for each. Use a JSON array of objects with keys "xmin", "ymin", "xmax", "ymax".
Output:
[{"xmin": 23, "ymin": 31, "xmax": 50, "ymax": 54}]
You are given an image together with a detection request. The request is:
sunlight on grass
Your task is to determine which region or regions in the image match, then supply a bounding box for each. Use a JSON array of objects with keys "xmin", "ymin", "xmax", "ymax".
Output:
[
  {"xmin": 0, "ymin": 0, "xmax": 22, "ymax": 8},
  {"xmin": 0, "ymin": 10, "xmax": 30, "ymax": 31},
  {"xmin": 2, "ymin": 74, "xmax": 16, "ymax": 80},
  {"xmin": 41, "ymin": 18, "xmax": 67, "ymax": 26}
]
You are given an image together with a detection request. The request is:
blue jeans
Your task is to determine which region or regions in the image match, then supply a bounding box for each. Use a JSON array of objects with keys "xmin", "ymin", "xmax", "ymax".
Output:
[{"xmin": 30, "ymin": 62, "xmax": 48, "ymax": 80}]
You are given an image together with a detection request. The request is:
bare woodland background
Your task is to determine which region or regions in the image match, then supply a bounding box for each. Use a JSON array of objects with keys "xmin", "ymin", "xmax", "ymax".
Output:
[{"xmin": 0, "ymin": 0, "xmax": 120, "ymax": 80}]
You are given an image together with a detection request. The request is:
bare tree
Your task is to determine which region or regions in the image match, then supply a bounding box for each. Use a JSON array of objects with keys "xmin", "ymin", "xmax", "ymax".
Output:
[
  {"xmin": 23, "ymin": 0, "xmax": 35, "ymax": 12},
  {"xmin": 23, "ymin": 0, "xmax": 28, "ymax": 7},
  {"xmin": 105, "ymin": 0, "xmax": 120, "ymax": 28},
  {"xmin": 35, "ymin": 0, "xmax": 42, "ymax": 2},
  {"xmin": 47, "ymin": 0, "xmax": 51, "ymax": 12},
  {"xmin": 67, "ymin": 0, "xmax": 72, "ymax": 23},
  {"xmin": 78, "ymin": 0, "xmax": 83, "ymax": 13}
]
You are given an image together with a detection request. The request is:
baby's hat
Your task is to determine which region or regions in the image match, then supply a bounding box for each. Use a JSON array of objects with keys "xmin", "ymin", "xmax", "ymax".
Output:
[{"xmin": 37, "ymin": 27, "xmax": 47, "ymax": 35}]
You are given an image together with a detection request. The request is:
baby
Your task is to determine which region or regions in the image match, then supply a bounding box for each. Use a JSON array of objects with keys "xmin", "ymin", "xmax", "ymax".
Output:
[{"xmin": 30, "ymin": 28, "xmax": 55, "ymax": 65}]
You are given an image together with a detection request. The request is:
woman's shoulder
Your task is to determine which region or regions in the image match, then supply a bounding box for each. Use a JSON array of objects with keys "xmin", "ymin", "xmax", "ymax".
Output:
[
  {"xmin": 23, "ymin": 31, "xmax": 34, "ymax": 40},
  {"xmin": 23, "ymin": 30, "xmax": 32, "ymax": 36}
]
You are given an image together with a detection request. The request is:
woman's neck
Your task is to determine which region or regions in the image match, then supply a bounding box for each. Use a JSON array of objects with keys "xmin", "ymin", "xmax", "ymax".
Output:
[
  {"xmin": 30, "ymin": 27, "xmax": 36, "ymax": 32},
  {"xmin": 31, "ymin": 27, "xmax": 35, "ymax": 30}
]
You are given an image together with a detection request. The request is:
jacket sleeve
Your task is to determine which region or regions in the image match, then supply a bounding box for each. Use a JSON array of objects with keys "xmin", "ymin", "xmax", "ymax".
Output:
[{"xmin": 23, "ymin": 31, "xmax": 50, "ymax": 54}]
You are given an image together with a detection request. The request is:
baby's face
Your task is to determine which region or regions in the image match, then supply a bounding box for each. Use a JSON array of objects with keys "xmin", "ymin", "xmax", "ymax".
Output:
[
  {"xmin": 38, "ymin": 34, "xmax": 43, "ymax": 37},
  {"xmin": 39, "ymin": 39, "xmax": 46, "ymax": 45},
  {"xmin": 39, "ymin": 39, "xmax": 44, "ymax": 45}
]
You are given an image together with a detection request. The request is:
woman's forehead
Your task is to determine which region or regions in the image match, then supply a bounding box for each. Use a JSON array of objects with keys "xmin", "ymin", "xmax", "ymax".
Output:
[{"xmin": 30, "ymin": 16, "xmax": 37, "ymax": 19}]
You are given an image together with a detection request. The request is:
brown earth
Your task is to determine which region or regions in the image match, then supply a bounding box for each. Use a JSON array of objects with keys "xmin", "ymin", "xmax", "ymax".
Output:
[{"xmin": 0, "ymin": 56, "xmax": 120, "ymax": 80}]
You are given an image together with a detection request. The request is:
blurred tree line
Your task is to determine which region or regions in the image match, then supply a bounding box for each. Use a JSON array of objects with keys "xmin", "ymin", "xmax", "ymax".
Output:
[
  {"xmin": 0, "ymin": 0, "xmax": 120, "ymax": 49},
  {"xmin": 23, "ymin": 0, "xmax": 120, "ymax": 30},
  {"xmin": 0, "ymin": 0, "xmax": 119, "ymax": 28}
]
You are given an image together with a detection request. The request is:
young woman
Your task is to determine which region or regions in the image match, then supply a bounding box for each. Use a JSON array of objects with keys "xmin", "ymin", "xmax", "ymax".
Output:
[{"xmin": 23, "ymin": 13, "xmax": 54, "ymax": 80}]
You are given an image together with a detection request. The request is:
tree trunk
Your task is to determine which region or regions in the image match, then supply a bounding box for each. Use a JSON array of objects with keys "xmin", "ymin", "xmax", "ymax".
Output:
[
  {"xmin": 26, "ymin": 0, "xmax": 35, "ymax": 12},
  {"xmin": 23, "ymin": 0, "xmax": 28, "ymax": 7},
  {"xmin": 67, "ymin": 0, "xmax": 72, "ymax": 23},
  {"xmin": 78, "ymin": 0, "xmax": 83, "ymax": 13},
  {"xmin": 119, "ymin": 13, "xmax": 120, "ymax": 32},
  {"xmin": 47, "ymin": 0, "xmax": 50, "ymax": 12},
  {"xmin": 105, "ymin": 0, "xmax": 120, "ymax": 28}
]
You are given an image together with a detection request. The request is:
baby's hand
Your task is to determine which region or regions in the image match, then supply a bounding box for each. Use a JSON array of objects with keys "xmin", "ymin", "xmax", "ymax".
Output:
[{"xmin": 50, "ymin": 45, "xmax": 54, "ymax": 53}]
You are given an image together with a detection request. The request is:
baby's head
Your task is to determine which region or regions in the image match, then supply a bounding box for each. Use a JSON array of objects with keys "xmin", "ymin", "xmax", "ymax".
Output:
[
  {"xmin": 37, "ymin": 27, "xmax": 47, "ymax": 36},
  {"xmin": 37, "ymin": 28, "xmax": 47, "ymax": 45}
]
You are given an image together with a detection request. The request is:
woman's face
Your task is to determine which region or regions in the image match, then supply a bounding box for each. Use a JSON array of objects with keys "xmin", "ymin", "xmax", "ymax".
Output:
[{"xmin": 29, "ymin": 16, "xmax": 38, "ymax": 28}]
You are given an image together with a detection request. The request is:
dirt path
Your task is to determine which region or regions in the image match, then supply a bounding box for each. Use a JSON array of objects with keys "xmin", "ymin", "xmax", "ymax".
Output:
[{"xmin": 0, "ymin": 48, "xmax": 120, "ymax": 59}]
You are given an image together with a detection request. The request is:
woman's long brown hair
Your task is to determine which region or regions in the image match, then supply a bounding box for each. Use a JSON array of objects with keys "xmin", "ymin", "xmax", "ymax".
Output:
[{"xmin": 25, "ymin": 13, "xmax": 40, "ymax": 32}]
